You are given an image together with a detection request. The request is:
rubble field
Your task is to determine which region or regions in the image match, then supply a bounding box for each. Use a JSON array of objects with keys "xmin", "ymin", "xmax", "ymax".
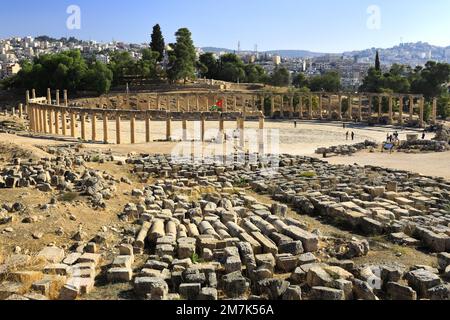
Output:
[{"xmin": 1, "ymin": 146, "xmax": 450, "ymax": 300}]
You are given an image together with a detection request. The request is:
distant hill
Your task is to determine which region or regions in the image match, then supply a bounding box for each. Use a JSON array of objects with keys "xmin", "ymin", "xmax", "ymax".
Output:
[
  {"xmin": 264, "ymin": 50, "xmax": 327, "ymax": 58},
  {"xmin": 201, "ymin": 47, "xmax": 327, "ymax": 58},
  {"xmin": 201, "ymin": 42, "xmax": 450, "ymax": 65},
  {"xmin": 201, "ymin": 47, "xmax": 235, "ymax": 54}
]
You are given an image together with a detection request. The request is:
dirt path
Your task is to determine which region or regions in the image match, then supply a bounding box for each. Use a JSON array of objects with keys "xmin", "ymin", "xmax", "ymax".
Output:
[{"xmin": 1, "ymin": 119, "xmax": 448, "ymax": 179}]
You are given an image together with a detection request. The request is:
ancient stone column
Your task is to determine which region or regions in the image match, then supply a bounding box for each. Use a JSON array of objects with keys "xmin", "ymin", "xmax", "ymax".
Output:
[
  {"xmin": 388, "ymin": 95, "xmax": 393, "ymax": 124},
  {"xmin": 186, "ymin": 96, "xmax": 190, "ymax": 112},
  {"xmin": 368, "ymin": 95, "xmax": 373, "ymax": 118},
  {"xmin": 116, "ymin": 113, "xmax": 121, "ymax": 144},
  {"xmin": 156, "ymin": 94, "xmax": 161, "ymax": 110},
  {"xmin": 196, "ymin": 94, "xmax": 199, "ymax": 111},
  {"xmin": 36, "ymin": 106, "xmax": 41, "ymax": 132},
  {"xmin": 166, "ymin": 113, "xmax": 172, "ymax": 141},
  {"xmin": 27, "ymin": 105, "xmax": 32, "ymax": 130},
  {"xmin": 91, "ymin": 112, "xmax": 97, "ymax": 141},
  {"xmin": 40, "ymin": 106, "xmax": 45, "ymax": 133},
  {"xmin": 64, "ymin": 90, "xmax": 68, "ymax": 107},
  {"xmin": 48, "ymin": 108, "xmax": 54, "ymax": 134},
  {"xmin": 28, "ymin": 105, "xmax": 34, "ymax": 131},
  {"xmin": 432, "ymin": 98, "xmax": 437, "ymax": 124},
  {"xmin": 239, "ymin": 114, "xmax": 245, "ymax": 147},
  {"xmin": 103, "ymin": 112, "xmax": 108, "ymax": 143},
  {"xmin": 25, "ymin": 91, "xmax": 30, "ymax": 113},
  {"xmin": 224, "ymin": 95, "xmax": 228, "ymax": 112},
  {"xmin": 18, "ymin": 103, "xmax": 23, "ymax": 118},
  {"xmin": 56, "ymin": 90, "xmax": 60, "ymax": 106},
  {"xmin": 80, "ymin": 112, "xmax": 86, "ymax": 140},
  {"xmin": 43, "ymin": 107, "xmax": 48, "ymax": 133},
  {"xmin": 54, "ymin": 108, "xmax": 59, "ymax": 135},
  {"xmin": 70, "ymin": 111, "xmax": 76, "ymax": 138},
  {"xmin": 176, "ymin": 96, "xmax": 181, "ymax": 112},
  {"xmin": 289, "ymin": 95, "xmax": 294, "ymax": 118},
  {"xmin": 259, "ymin": 112, "xmax": 265, "ymax": 130},
  {"xmin": 61, "ymin": 110, "xmax": 67, "ymax": 136},
  {"xmin": 47, "ymin": 88, "xmax": 52, "ymax": 105},
  {"xmin": 260, "ymin": 96, "xmax": 265, "ymax": 113},
  {"xmin": 219, "ymin": 114, "xmax": 225, "ymax": 132},
  {"xmin": 182, "ymin": 117, "xmax": 188, "ymax": 141},
  {"xmin": 35, "ymin": 106, "xmax": 40, "ymax": 132},
  {"xmin": 399, "ymin": 96, "xmax": 404, "ymax": 125},
  {"xmin": 32, "ymin": 106, "xmax": 37, "ymax": 132},
  {"xmin": 336, "ymin": 95, "xmax": 342, "ymax": 120},
  {"xmin": 318, "ymin": 95, "xmax": 323, "ymax": 119},
  {"xmin": 32, "ymin": 89, "xmax": 36, "ymax": 99},
  {"xmin": 409, "ymin": 96, "xmax": 414, "ymax": 122},
  {"xmin": 130, "ymin": 112, "xmax": 136, "ymax": 144},
  {"xmin": 145, "ymin": 113, "xmax": 151, "ymax": 143},
  {"xmin": 234, "ymin": 96, "xmax": 238, "ymax": 111}
]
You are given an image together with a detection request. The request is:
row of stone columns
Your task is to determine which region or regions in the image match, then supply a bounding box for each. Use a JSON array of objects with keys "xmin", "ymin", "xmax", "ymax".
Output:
[
  {"xmin": 28, "ymin": 103, "xmax": 265, "ymax": 146},
  {"xmin": 92, "ymin": 91, "xmax": 436, "ymax": 125},
  {"xmin": 148, "ymin": 94, "xmax": 265, "ymax": 113},
  {"xmin": 264, "ymin": 93, "xmax": 433, "ymax": 125}
]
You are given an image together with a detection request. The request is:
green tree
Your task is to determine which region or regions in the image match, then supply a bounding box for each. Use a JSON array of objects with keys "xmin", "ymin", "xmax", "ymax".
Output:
[
  {"xmin": 410, "ymin": 61, "xmax": 450, "ymax": 98},
  {"xmin": 137, "ymin": 48, "xmax": 161, "ymax": 78},
  {"xmin": 244, "ymin": 64, "xmax": 267, "ymax": 83},
  {"xmin": 198, "ymin": 52, "xmax": 219, "ymax": 79},
  {"xmin": 82, "ymin": 61, "xmax": 113, "ymax": 94},
  {"xmin": 359, "ymin": 67, "xmax": 383, "ymax": 93},
  {"xmin": 150, "ymin": 24, "xmax": 165, "ymax": 62},
  {"xmin": 167, "ymin": 28, "xmax": 197, "ymax": 83},
  {"xmin": 216, "ymin": 54, "xmax": 246, "ymax": 82},
  {"xmin": 292, "ymin": 73, "xmax": 309, "ymax": 88},
  {"xmin": 375, "ymin": 50, "xmax": 381, "ymax": 71},
  {"xmin": 270, "ymin": 67, "xmax": 290, "ymax": 87},
  {"xmin": 437, "ymin": 93, "xmax": 450, "ymax": 119},
  {"xmin": 108, "ymin": 51, "xmax": 135, "ymax": 86},
  {"xmin": 4, "ymin": 50, "xmax": 88, "ymax": 94},
  {"xmin": 309, "ymin": 71, "xmax": 340, "ymax": 92}
]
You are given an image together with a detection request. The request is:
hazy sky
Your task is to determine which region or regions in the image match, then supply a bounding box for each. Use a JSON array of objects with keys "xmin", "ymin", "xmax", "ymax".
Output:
[{"xmin": 1, "ymin": 0, "xmax": 449, "ymax": 52}]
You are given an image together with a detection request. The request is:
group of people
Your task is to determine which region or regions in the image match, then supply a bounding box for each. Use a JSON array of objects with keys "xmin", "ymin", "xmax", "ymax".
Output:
[
  {"xmin": 386, "ymin": 131, "xmax": 400, "ymax": 143},
  {"xmin": 346, "ymin": 131, "xmax": 355, "ymax": 141}
]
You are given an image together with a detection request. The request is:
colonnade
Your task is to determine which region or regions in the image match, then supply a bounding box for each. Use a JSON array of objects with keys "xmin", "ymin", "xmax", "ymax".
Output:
[
  {"xmin": 27, "ymin": 89, "xmax": 265, "ymax": 145},
  {"xmin": 21, "ymin": 88, "xmax": 439, "ymax": 146}
]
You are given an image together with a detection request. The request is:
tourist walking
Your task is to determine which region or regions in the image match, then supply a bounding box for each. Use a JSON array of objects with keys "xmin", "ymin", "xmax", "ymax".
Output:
[
  {"xmin": 294, "ymin": 121, "xmax": 297, "ymax": 128},
  {"xmin": 422, "ymin": 131, "xmax": 426, "ymax": 140},
  {"xmin": 346, "ymin": 131, "xmax": 349, "ymax": 140},
  {"xmin": 351, "ymin": 132, "xmax": 355, "ymax": 141}
]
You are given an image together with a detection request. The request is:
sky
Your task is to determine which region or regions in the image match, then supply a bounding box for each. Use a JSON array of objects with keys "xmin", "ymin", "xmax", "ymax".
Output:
[{"xmin": 1, "ymin": 0, "xmax": 450, "ymax": 53}]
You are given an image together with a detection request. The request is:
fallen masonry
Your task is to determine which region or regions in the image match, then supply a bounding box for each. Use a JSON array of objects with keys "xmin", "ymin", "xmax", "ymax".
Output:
[{"xmin": 1, "ymin": 151, "xmax": 450, "ymax": 300}]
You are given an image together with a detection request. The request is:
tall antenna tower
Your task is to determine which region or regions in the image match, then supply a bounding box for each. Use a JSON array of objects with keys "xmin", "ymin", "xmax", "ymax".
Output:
[
  {"xmin": 238, "ymin": 41, "xmax": 241, "ymax": 54},
  {"xmin": 254, "ymin": 44, "xmax": 258, "ymax": 54}
]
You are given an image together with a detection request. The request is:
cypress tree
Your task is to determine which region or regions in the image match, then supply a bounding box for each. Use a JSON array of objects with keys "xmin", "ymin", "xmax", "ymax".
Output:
[
  {"xmin": 375, "ymin": 50, "xmax": 381, "ymax": 71},
  {"xmin": 150, "ymin": 24, "xmax": 165, "ymax": 62}
]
